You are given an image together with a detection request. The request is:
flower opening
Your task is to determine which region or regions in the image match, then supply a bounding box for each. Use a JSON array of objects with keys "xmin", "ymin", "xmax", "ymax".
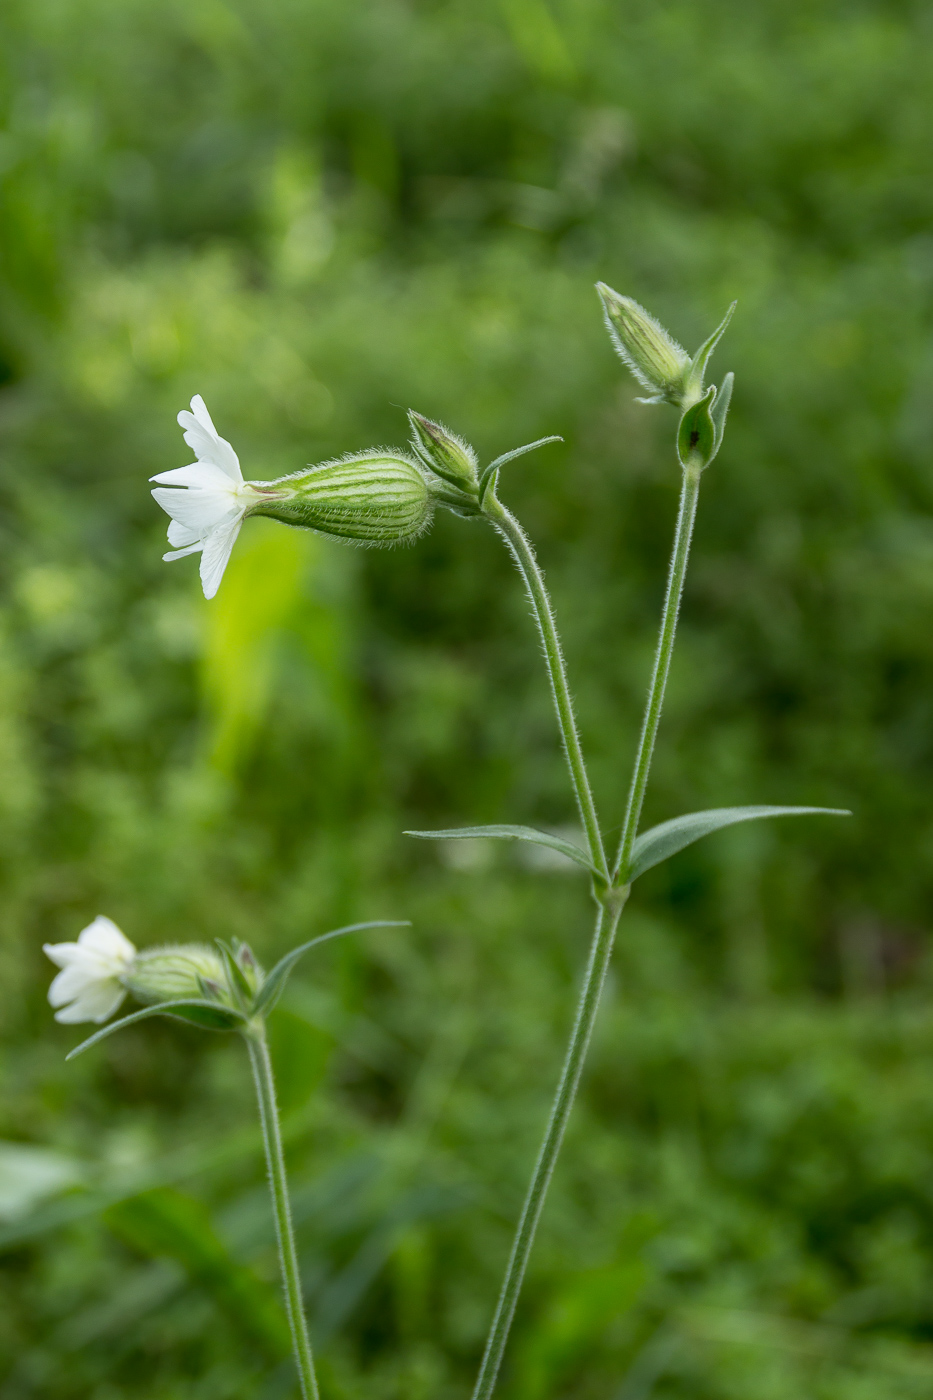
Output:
[{"xmin": 44, "ymin": 916, "xmax": 137, "ymax": 1024}]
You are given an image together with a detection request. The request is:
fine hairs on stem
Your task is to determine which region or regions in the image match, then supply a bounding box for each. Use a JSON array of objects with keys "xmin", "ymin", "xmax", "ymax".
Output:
[{"xmin": 247, "ymin": 1024, "xmax": 319, "ymax": 1400}]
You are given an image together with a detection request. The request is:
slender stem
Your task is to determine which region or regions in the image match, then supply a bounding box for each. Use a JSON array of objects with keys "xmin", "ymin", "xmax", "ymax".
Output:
[
  {"xmin": 247, "ymin": 1026, "xmax": 319, "ymax": 1400},
  {"xmin": 613, "ymin": 465, "xmax": 702, "ymax": 883},
  {"xmin": 484, "ymin": 493, "xmax": 607, "ymax": 878},
  {"xmin": 471, "ymin": 894, "xmax": 625, "ymax": 1400}
]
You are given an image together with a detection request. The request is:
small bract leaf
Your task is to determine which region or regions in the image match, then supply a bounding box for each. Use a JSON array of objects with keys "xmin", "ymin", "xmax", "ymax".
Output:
[
  {"xmin": 251, "ymin": 921, "xmax": 410, "ymax": 1018},
  {"xmin": 65, "ymin": 1000, "xmax": 248, "ymax": 1060},
  {"xmin": 677, "ymin": 387, "xmax": 717, "ymax": 471},
  {"xmin": 710, "ymin": 372, "xmax": 734, "ymax": 454},
  {"xmin": 405, "ymin": 825, "xmax": 595, "ymax": 873},
  {"xmin": 215, "ymin": 939, "xmax": 252, "ymax": 1006},
  {"xmin": 478, "ymin": 437, "xmax": 562, "ymax": 504},
  {"xmin": 686, "ymin": 300, "xmax": 736, "ymax": 399},
  {"xmin": 626, "ymin": 805, "xmax": 851, "ymax": 882}
]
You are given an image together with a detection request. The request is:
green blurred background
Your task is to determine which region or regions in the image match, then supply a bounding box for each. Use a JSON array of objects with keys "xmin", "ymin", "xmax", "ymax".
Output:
[{"xmin": 2, "ymin": 0, "xmax": 933, "ymax": 1395}]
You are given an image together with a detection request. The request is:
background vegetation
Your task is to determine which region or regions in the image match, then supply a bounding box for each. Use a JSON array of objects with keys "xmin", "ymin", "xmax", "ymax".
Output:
[{"xmin": 2, "ymin": 0, "xmax": 933, "ymax": 1395}]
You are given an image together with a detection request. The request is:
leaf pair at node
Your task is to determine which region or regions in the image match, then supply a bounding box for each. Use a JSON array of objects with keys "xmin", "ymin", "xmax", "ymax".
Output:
[{"xmin": 407, "ymin": 805, "xmax": 849, "ymax": 889}]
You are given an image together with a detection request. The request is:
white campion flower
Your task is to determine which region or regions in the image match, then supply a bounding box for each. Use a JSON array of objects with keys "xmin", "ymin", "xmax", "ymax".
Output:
[
  {"xmin": 151, "ymin": 395, "xmax": 262, "ymax": 600},
  {"xmin": 43, "ymin": 916, "xmax": 137, "ymax": 1024}
]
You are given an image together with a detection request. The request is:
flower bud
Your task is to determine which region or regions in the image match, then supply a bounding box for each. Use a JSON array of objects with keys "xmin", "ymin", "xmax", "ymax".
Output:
[
  {"xmin": 408, "ymin": 412, "xmax": 479, "ymax": 494},
  {"xmin": 596, "ymin": 283, "xmax": 691, "ymax": 405},
  {"xmin": 248, "ymin": 453, "xmax": 432, "ymax": 545},
  {"xmin": 123, "ymin": 944, "xmax": 232, "ymax": 1007}
]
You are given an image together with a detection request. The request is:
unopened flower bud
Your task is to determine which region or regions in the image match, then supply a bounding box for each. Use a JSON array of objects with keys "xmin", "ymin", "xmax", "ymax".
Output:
[
  {"xmin": 123, "ymin": 944, "xmax": 232, "ymax": 1007},
  {"xmin": 408, "ymin": 412, "xmax": 479, "ymax": 494},
  {"xmin": 596, "ymin": 284, "xmax": 691, "ymax": 405},
  {"xmin": 248, "ymin": 453, "xmax": 432, "ymax": 545}
]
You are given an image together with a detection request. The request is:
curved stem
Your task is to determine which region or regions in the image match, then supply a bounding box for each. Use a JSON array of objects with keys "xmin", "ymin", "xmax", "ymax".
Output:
[
  {"xmin": 470, "ymin": 895, "xmax": 625, "ymax": 1400},
  {"xmin": 247, "ymin": 1026, "xmax": 319, "ymax": 1400},
  {"xmin": 613, "ymin": 465, "xmax": 701, "ymax": 883},
  {"xmin": 484, "ymin": 493, "xmax": 607, "ymax": 878}
]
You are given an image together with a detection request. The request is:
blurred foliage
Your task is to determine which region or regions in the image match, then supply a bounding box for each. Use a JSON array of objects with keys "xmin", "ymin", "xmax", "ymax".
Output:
[{"xmin": 2, "ymin": 0, "xmax": 933, "ymax": 1395}]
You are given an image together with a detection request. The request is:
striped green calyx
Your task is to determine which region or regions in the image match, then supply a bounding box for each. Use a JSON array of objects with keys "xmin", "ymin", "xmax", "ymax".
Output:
[
  {"xmin": 123, "ymin": 944, "xmax": 232, "ymax": 1007},
  {"xmin": 248, "ymin": 452, "xmax": 433, "ymax": 545}
]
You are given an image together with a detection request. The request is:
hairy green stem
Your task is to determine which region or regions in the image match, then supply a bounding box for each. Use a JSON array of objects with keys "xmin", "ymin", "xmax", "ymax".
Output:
[
  {"xmin": 484, "ymin": 493, "xmax": 608, "ymax": 878},
  {"xmin": 470, "ymin": 895, "xmax": 625, "ymax": 1400},
  {"xmin": 614, "ymin": 464, "xmax": 701, "ymax": 882},
  {"xmin": 247, "ymin": 1026, "xmax": 319, "ymax": 1400}
]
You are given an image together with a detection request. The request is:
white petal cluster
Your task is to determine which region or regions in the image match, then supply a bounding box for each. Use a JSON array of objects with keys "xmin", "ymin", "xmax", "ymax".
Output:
[
  {"xmin": 44, "ymin": 917, "xmax": 137, "ymax": 1024},
  {"xmin": 151, "ymin": 396, "xmax": 260, "ymax": 599}
]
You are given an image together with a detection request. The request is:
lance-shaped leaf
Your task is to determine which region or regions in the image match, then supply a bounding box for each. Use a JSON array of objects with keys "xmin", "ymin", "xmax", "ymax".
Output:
[
  {"xmin": 406, "ymin": 824, "xmax": 595, "ymax": 873},
  {"xmin": 66, "ymin": 1000, "xmax": 248, "ymax": 1060},
  {"xmin": 625, "ymin": 805, "xmax": 850, "ymax": 882},
  {"xmin": 685, "ymin": 300, "xmax": 736, "ymax": 399},
  {"xmin": 251, "ymin": 921, "xmax": 410, "ymax": 1018},
  {"xmin": 478, "ymin": 436, "xmax": 562, "ymax": 501}
]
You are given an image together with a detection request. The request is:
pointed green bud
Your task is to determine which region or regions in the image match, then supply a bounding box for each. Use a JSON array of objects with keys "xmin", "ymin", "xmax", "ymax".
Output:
[
  {"xmin": 597, "ymin": 283, "xmax": 691, "ymax": 405},
  {"xmin": 408, "ymin": 412, "xmax": 480, "ymax": 495},
  {"xmin": 122, "ymin": 944, "xmax": 234, "ymax": 1008},
  {"xmin": 248, "ymin": 452, "xmax": 433, "ymax": 545},
  {"xmin": 677, "ymin": 386, "xmax": 717, "ymax": 471}
]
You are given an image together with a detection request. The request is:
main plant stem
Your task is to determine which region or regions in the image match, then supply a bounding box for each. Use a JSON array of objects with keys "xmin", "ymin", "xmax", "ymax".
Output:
[
  {"xmin": 470, "ymin": 895, "xmax": 624, "ymax": 1400},
  {"xmin": 247, "ymin": 1025, "xmax": 319, "ymax": 1400},
  {"xmin": 473, "ymin": 467, "xmax": 702, "ymax": 1400}
]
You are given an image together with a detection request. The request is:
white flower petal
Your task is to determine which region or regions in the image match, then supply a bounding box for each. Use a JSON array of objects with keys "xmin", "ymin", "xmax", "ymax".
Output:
[
  {"xmin": 43, "ymin": 941, "xmax": 84, "ymax": 970},
  {"xmin": 189, "ymin": 394, "xmax": 217, "ymax": 434},
  {"xmin": 176, "ymin": 396, "xmax": 242, "ymax": 483},
  {"xmin": 151, "ymin": 486, "xmax": 241, "ymax": 535},
  {"xmin": 77, "ymin": 916, "xmax": 136, "ymax": 965},
  {"xmin": 150, "ymin": 462, "xmax": 236, "ymax": 491},
  {"xmin": 164, "ymin": 543, "xmax": 203, "ymax": 561},
  {"xmin": 167, "ymin": 519, "xmax": 202, "ymax": 548},
  {"xmin": 200, "ymin": 517, "xmax": 244, "ymax": 599},
  {"xmin": 48, "ymin": 963, "xmax": 100, "ymax": 1006},
  {"xmin": 54, "ymin": 980, "xmax": 127, "ymax": 1024}
]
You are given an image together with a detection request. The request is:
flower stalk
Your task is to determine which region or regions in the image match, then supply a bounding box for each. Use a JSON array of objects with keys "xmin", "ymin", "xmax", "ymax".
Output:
[{"xmin": 50, "ymin": 920, "xmax": 407, "ymax": 1396}]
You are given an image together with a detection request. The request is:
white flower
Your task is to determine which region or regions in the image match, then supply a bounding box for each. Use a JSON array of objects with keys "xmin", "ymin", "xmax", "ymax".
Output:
[
  {"xmin": 44, "ymin": 916, "xmax": 137, "ymax": 1024},
  {"xmin": 151, "ymin": 395, "xmax": 260, "ymax": 600}
]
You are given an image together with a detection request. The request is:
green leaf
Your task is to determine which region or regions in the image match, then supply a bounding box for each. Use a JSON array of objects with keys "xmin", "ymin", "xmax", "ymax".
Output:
[
  {"xmin": 251, "ymin": 921, "xmax": 411, "ymax": 1018},
  {"xmin": 710, "ymin": 372, "xmax": 734, "ymax": 453},
  {"xmin": 687, "ymin": 300, "xmax": 736, "ymax": 396},
  {"xmin": 65, "ymin": 1000, "xmax": 247, "ymax": 1059},
  {"xmin": 214, "ymin": 938, "xmax": 252, "ymax": 1006},
  {"xmin": 478, "ymin": 436, "xmax": 562, "ymax": 500},
  {"xmin": 677, "ymin": 386, "xmax": 716, "ymax": 470},
  {"xmin": 627, "ymin": 805, "xmax": 851, "ymax": 882},
  {"xmin": 405, "ymin": 824, "xmax": 595, "ymax": 873}
]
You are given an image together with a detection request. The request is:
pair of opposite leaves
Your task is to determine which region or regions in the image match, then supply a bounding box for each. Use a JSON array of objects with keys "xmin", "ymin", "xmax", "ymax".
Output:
[
  {"xmin": 69, "ymin": 809, "xmax": 848, "ymax": 1059},
  {"xmin": 407, "ymin": 804, "xmax": 849, "ymax": 883}
]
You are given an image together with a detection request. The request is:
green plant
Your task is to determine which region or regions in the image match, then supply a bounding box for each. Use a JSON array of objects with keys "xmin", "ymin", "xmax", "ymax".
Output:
[{"xmin": 406, "ymin": 288, "xmax": 848, "ymax": 1398}]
